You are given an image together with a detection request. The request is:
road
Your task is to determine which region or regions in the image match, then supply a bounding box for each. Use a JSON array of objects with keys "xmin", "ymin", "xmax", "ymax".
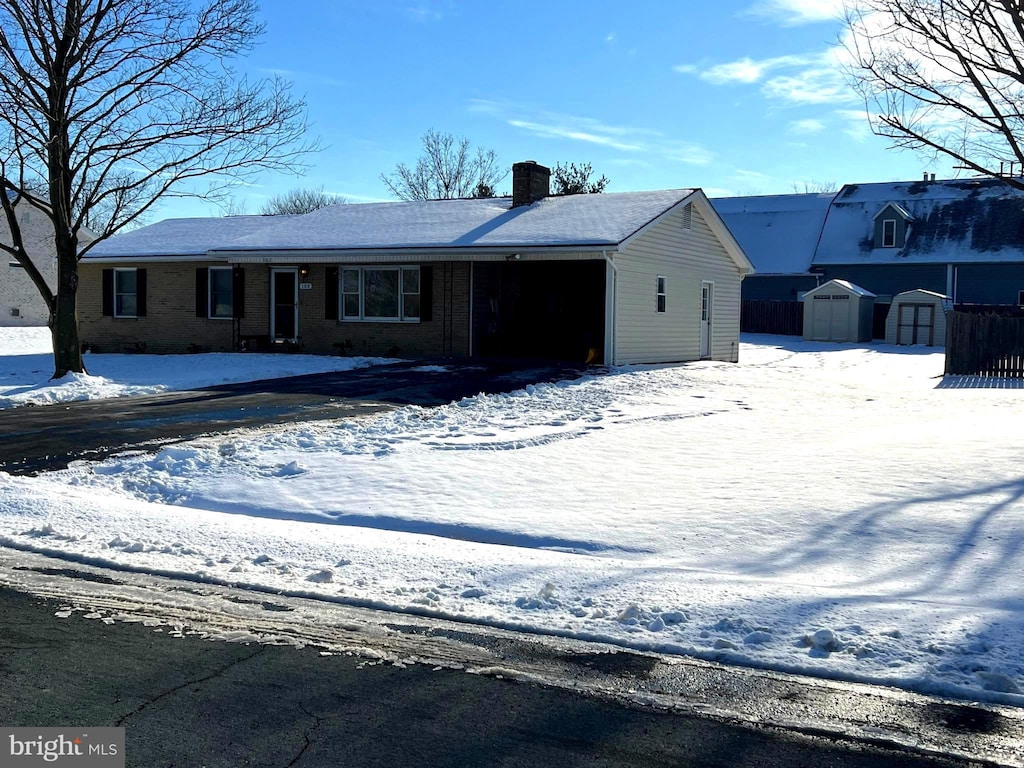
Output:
[
  {"xmin": 1, "ymin": 550, "xmax": 1020, "ymax": 768},
  {"xmin": 0, "ymin": 359, "xmax": 587, "ymax": 474}
]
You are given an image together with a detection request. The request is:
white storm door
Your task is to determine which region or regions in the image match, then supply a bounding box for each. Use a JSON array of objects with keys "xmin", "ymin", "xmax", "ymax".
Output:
[
  {"xmin": 271, "ymin": 268, "xmax": 299, "ymax": 341},
  {"xmin": 700, "ymin": 281, "xmax": 714, "ymax": 358}
]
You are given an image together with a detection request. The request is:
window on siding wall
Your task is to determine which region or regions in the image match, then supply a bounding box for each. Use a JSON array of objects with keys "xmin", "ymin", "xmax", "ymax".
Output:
[
  {"xmin": 656, "ymin": 276, "xmax": 667, "ymax": 313},
  {"xmin": 881, "ymin": 219, "xmax": 897, "ymax": 248},
  {"xmin": 114, "ymin": 268, "xmax": 138, "ymax": 318},
  {"xmin": 340, "ymin": 266, "xmax": 420, "ymax": 322},
  {"xmin": 208, "ymin": 267, "xmax": 234, "ymax": 319}
]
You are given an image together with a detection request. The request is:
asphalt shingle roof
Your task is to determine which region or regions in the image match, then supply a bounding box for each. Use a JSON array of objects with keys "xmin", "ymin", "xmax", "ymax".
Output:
[
  {"xmin": 817, "ymin": 178, "xmax": 1024, "ymax": 265},
  {"xmin": 712, "ymin": 193, "xmax": 833, "ymax": 274},
  {"xmin": 86, "ymin": 190, "xmax": 696, "ymax": 258}
]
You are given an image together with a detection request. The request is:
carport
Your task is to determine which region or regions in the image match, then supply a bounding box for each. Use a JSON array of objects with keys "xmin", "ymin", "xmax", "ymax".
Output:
[{"xmin": 471, "ymin": 260, "xmax": 606, "ymax": 363}]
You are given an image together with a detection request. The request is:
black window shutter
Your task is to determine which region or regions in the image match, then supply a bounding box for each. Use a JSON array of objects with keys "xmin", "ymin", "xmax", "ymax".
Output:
[
  {"xmin": 232, "ymin": 266, "xmax": 245, "ymax": 319},
  {"xmin": 420, "ymin": 265, "xmax": 433, "ymax": 322},
  {"xmin": 325, "ymin": 266, "xmax": 338, "ymax": 320},
  {"xmin": 195, "ymin": 267, "xmax": 208, "ymax": 317},
  {"xmin": 101, "ymin": 269, "xmax": 113, "ymax": 316},
  {"xmin": 135, "ymin": 269, "xmax": 147, "ymax": 317}
]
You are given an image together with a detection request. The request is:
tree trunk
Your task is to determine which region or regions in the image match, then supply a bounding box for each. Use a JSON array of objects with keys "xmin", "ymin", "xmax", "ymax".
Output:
[{"xmin": 50, "ymin": 241, "xmax": 84, "ymax": 379}]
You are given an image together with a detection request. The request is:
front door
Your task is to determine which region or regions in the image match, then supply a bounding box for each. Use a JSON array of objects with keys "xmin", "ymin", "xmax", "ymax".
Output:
[
  {"xmin": 271, "ymin": 268, "xmax": 298, "ymax": 341},
  {"xmin": 700, "ymin": 281, "xmax": 714, "ymax": 358}
]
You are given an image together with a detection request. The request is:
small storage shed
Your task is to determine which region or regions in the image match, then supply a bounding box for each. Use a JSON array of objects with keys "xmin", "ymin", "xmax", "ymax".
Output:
[
  {"xmin": 802, "ymin": 279, "xmax": 876, "ymax": 343},
  {"xmin": 885, "ymin": 289, "xmax": 949, "ymax": 346}
]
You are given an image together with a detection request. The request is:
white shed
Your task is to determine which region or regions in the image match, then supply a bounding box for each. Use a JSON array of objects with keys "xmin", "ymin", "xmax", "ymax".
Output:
[
  {"xmin": 802, "ymin": 279, "xmax": 876, "ymax": 343},
  {"xmin": 885, "ymin": 289, "xmax": 949, "ymax": 346}
]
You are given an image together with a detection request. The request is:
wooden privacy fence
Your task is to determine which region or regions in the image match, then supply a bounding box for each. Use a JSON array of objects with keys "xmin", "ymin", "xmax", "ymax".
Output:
[
  {"xmin": 741, "ymin": 300, "xmax": 803, "ymax": 336},
  {"xmin": 945, "ymin": 311, "xmax": 1024, "ymax": 377}
]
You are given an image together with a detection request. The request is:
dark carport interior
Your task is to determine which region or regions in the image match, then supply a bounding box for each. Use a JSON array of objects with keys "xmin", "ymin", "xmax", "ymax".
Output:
[{"xmin": 472, "ymin": 260, "xmax": 606, "ymax": 363}]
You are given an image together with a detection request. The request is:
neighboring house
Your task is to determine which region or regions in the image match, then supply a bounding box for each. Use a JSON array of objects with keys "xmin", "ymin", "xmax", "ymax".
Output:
[
  {"xmin": 715, "ymin": 177, "xmax": 1024, "ymax": 308},
  {"xmin": 812, "ymin": 178, "xmax": 1024, "ymax": 305},
  {"xmin": 1, "ymin": 190, "xmax": 97, "ymax": 326},
  {"xmin": 78, "ymin": 162, "xmax": 754, "ymax": 365},
  {"xmin": 712, "ymin": 192, "xmax": 833, "ymax": 301},
  {"xmin": 2, "ymin": 192, "xmax": 87, "ymax": 326}
]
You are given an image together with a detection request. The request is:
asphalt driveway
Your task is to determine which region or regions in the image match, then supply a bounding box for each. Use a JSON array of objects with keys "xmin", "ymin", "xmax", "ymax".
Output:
[{"xmin": 0, "ymin": 358, "xmax": 591, "ymax": 475}]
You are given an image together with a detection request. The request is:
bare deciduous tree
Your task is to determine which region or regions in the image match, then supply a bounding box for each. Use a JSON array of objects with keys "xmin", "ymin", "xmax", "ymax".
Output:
[
  {"xmin": 551, "ymin": 162, "xmax": 610, "ymax": 195},
  {"xmin": 259, "ymin": 186, "xmax": 344, "ymax": 215},
  {"xmin": 791, "ymin": 180, "xmax": 838, "ymax": 194},
  {"xmin": 0, "ymin": 0, "xmax": 314, "ymax": 377},
  {"xmin": 845, "ymin": 0, "xmax": 1024, "ymax": 189},
  {"xmin": 381, "ymin": 129, "xmax": 506, "ymax": 201}
]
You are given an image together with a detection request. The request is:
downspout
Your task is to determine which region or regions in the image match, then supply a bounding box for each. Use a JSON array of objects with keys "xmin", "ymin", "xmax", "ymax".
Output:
[
  {"xmin": 468, "ymin": 262, "xmax": 474, "ymax": 357},
  {"xmin": 603, "ymin": 250, "xmax": 617, "ymax": 366}
]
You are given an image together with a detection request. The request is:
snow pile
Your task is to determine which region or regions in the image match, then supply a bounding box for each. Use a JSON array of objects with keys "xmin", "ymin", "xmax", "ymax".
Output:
[
  {"xmin": 0, "ymin": 327, "xmax": 395, "ymax": 408},
  {"xmin": 1, "ymin": 332, "xmax": 1023, "ymax": 704}
]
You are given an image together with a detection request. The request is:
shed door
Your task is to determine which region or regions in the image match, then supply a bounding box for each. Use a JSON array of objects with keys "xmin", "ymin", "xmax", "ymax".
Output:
[
  {"xmin": 896, "ymin": 303, "xmax": 934, "ymax": 346},
  {"xmin": 811, "ymin": 294, "xmax": 851, "ymax": 341}
]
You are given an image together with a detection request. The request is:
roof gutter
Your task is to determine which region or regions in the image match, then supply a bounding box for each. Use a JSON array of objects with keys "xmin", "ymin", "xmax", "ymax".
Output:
[{"xmin": 220, "ymin": 245, "xmax": 619, "ymax": 264}]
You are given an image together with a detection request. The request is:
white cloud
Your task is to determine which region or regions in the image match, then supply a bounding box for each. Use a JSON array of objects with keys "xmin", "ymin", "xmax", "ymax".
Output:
[
  {"xmin": 835, "ymin": 108, "xmax": 875, "ymax": 142},
  {"xmin": 678, "ymin": 49, "xmax": 857, "ymax": 106},
  {"xmin": 763, "ymin": 71, "xmax": 849, "ymax": 104},
  {"xmin": 473, "ymin": 101, "xmax": 714, "ymax": 167},
  {"xmin": 508, "ymin": 120, "xmax": 644, "ymax": 152},
  {"xmin": 745, "ymin": 0, "xmax": 845, "ymax": 26},
  {"xmin": 663, "ymin": 143, "xmax": 715, "ymax": 166},
  {"xmin": 733, "ymin": 169, "xmax": 773, "ymax": 181},
  {"xmin": 698, "ymin": 54, "xmax": 817, "ymax": 85},
  {"xmin": 789, "ymin": 118, "xmax": 826, "ymax": 134}
]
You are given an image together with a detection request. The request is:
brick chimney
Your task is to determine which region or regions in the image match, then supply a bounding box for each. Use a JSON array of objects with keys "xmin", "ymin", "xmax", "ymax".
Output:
[{"xmin": 511, "ymin": 161, "xmax": 550, "ymax": 208}]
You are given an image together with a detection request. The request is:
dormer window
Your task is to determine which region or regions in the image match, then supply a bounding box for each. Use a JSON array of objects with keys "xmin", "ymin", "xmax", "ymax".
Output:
[
  {"xmin": 881, "ymin": 219, "xmax": 897, "ymax": 248},
  {"xmin": 872, "ymin": 202, "xmax": 912, "ymax": 249}
]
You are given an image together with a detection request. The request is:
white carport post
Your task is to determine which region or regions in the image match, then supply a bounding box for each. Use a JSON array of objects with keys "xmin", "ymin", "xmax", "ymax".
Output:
[{"xmin": 604, "ymin": 251, "xmax": 617, "ymax": 366}]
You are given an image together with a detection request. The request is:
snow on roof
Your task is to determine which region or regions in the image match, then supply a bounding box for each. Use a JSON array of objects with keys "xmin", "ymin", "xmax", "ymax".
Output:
[
  {"xmin": 87, "ymin": 190, "xmax": 697, "ymax": 258},
  {"xmin": 85, "ymin": 214, "xmax": 302, "ymax": 258},
  {"xmin": 712, "ymin": 193, "xmax": 833, "ymax": 275},
  {"xmin": 808, "ymin": 278, "xmax": 876, "ymax": 297},
  {"xmin": 872, "ymin": 201, "xmax": 912, "ymax": 220},
  {"xmin": 814, "ymin": 178, "xmax": 1024, "ymax": 265},
  {"xmin": 893, "ymin": 288, "xmax": 948, "ymax": 300}
]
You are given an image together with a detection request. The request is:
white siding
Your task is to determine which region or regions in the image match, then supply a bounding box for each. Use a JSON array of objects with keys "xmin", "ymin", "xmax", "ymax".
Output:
[
  {"xmin": 614, "ymin": 204, "xmax": 742, "ymax": 364},
  {"xmin": 0, "ymin": 202, "xmax": 60, "ymax": 326}
]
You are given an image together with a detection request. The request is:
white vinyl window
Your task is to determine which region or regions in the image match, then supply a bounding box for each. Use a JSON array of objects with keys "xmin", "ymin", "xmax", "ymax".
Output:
[
  {"xmin": 114, "ymin": 268, "xmax": 137, "ymax": 318},
  {"xmin": 656, "ymin": 275, "xmax": 667, "ymax": 313},
  {"xmin": 341, "ymin": 266, "xmax": 420, "ymax": 322},
  {"xmin": 208, "ymin": 267, "xmax": 233, "ymax": 319},
  {"xmin": 881, "ymin": 219, "xmax": 897, "ymax": 248}
]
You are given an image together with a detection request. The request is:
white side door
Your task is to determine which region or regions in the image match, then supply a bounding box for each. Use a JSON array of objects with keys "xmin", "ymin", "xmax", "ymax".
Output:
[{"xmin": 700, "ymin": 281, "xmax": 713, "ymax": 358}]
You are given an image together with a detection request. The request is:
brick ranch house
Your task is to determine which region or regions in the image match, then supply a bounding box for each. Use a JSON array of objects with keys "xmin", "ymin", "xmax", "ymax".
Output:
[{"xmin": 78, "ymin": 162, "xmax": 753, "ymax": 365}]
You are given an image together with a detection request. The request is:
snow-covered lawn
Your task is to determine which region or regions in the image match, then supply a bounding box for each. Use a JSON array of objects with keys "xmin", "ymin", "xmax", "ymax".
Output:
[
  {"xmin": 1, "ymin": 329, "xmax": 1023, "ymax": 705},
  {"xmin": 0, "ymin": 326, "xmax": 392, "ymax": 408}
]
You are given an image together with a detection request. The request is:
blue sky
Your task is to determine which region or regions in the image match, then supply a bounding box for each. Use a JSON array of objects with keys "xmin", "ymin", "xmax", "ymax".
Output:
[{"xmin": 165, "ymin": 0, "xmax": 956, "ymax": 219}]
